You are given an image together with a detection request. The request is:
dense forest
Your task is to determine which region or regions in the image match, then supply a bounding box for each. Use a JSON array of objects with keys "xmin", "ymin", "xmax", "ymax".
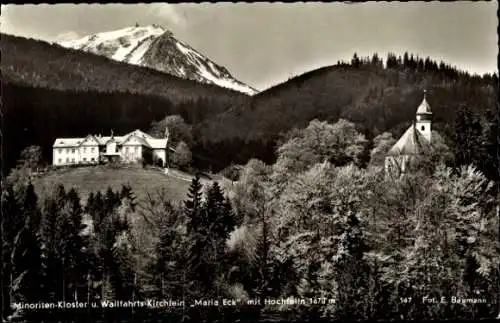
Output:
[
  {"xmin": 196, "ymin": 52, "xmax": 498, "ymax": 173},
  {"xmin": 2, "ymin": 115, "xmax": 499, "ymax": 322},
  {"xmin": 1, "ymin": 34, "xmax": 248, "ymax": 102},
  {"xmin": 1, "ymin": 83, "xmax": 242, "ymax": 173},
  {"xmin": 3, "ymin": 39, "xmax": 498, "ymax": 178}
]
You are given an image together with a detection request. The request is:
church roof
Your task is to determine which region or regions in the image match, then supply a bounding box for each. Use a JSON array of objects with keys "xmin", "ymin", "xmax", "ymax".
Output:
[
  {"xmin": 416, "ymin": 91, "xmax": 432, "ymax": 115},
  {"xmin": 386, "ymin": 124, "xmax": 432, "ymax": 156}
]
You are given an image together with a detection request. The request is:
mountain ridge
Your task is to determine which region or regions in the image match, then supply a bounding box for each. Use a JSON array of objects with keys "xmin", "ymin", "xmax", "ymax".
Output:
[
  {"xmin": 58, "ymin": 25, "xmax": 258, "ymax": 95},
  {"xmin": 1, "ymin": 33, "xmax": 251, "ymax": 104}
]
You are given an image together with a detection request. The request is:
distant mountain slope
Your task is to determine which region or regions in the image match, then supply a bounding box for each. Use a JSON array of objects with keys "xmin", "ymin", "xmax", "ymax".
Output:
[
  {"xmin": 194, "ymin": 62, "xmax": 497, "ymax": 170},
  {"xmin": 1, "ymin": 33, "xmax": 250, "ymax": 104},
  {"xmin": 201, "ymin": 64, "xmax": 497, "ymax": 142},
  {"xmin": 58, "ymin": 25, "xmax": 257, "ymax": 95}
]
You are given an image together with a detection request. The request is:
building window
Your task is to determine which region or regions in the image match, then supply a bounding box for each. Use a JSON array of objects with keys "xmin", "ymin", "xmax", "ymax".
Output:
[
  {"xmin": 91, "ymin": 147, "xmax": 95, "ymax": 153},
  {"xmin": 72, "ymin": 158, "xmax": 75, "ymax": 163},
  {"xmin": 134, "ymin": 146, "xmax": 139, "ymax": 153},
  {"xmin": 58, "ymin": 148, "xmax": 62, "ymax": 154},
  {"xmin": 125, "ymin": 147, "xmax": 129, "ymax": 153},
  {"xmin": 421, "ymin": 126, "xmax": 425, "ymax": 131},
  {"xmin": 83, "ymin": 147, "xmax": 87, "ymax": 153},
  {"xmin": 83, "ymin": 157, "xmax": 87, "ymax": 162},
  {"xmin": 116, "ymin": 147, "xmax": 119, "ymax": 153},
  {"xmin": 91, "ymin": 158, "xmax": 95, "ymax": 162},
  {"xmin": 66, "ymin": 148, "xmax": 70, "ymax": 154},
  {"xmin": 72, "ymin": 148, "xmax": 75, "ymax": 154},
  {"xmin": 58, "ymin": 158, "xmax": 62, "ymax": 163},
  {"xmin": 66, "ymin": 158, "xmax": 70, "ymax": 163}
]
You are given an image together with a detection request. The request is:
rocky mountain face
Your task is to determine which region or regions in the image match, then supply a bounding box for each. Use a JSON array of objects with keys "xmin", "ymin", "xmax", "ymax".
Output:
[{"xmin": 59, "ymin": 25, "xmax": 257, "ymax": 95}]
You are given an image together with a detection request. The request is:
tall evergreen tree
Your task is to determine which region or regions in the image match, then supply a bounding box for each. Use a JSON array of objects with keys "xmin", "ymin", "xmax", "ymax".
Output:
[
  {"xmin": 1, "ymin": 184, "xmax": 22, "ymax": 320},
  {"xmin": 10, "ymin": 183, "xmax": 45, "ymax": 318},
  {"xmin": 64, "ymin": 188, "xmax": 89, "ymax": 301},
  {"xmin": 149, "ymin": 201, "xmax": 186, "ymax": 299},
  {"xmin": 40, "ymin": 184, "xmax": 67, "ymax": 301},
  {"xmin": 185, "ymin": 174, "xmax": 204, "ymax": 235},
  {"xmin": 452, "ymin": 104, "xmax": 485, "ymax": 169}
]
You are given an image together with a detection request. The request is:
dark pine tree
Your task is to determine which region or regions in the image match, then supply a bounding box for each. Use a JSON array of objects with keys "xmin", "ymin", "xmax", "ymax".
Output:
[
  {"xmin": 120, "ymin": 184, "xmax": 137, "ymax": 211},
  {"xmin": 403, "ymin": 52, "xmax": 410, "ymax": 69},
  {"xmin": 64, "ymin": 188, "xmax": 89, "ymax": 302},
  {"xmin": 149, "ymin": 201, "xmax": 186, "ymax": 299},
  {"xmin": 1, "ymin": 184, "xmax": 23, "ymax": 320},
  {"xmin": 253, "ymin": 207, "xmax": 273, "ymax": 306},
  {"xmin": 351, "ymin": 53, "xmax": 361, "ymax": 68},
  {"xmin": 451, "ymin": 104, "xmax": 485, "ymax": 169},
  {"xmin": 184, "ymin": 174, "xmax": 211, "ymax": 297},
  {"xmin": 40, "ymin": 184, "xmax": 67, "ymax": 302},
  {"xmin": 10, "ymin": 183, "xmax": 45, "ymax": 320},
  {"xmin": 184, "ymin": 174, "xmax": 204, "ymax": 236},
  {"xmin": 335, "ymin": 212, "xmax": 370, "ymax": 321},
  {"xmin": 204, "ymin": 183, "xmax": 236, "ymax": 278}
]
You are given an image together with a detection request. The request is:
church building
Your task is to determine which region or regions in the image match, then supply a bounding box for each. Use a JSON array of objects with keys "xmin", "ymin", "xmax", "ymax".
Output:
[{"xmin": 385, "ymin": 91, "xmax": 433, "ymax": 177}]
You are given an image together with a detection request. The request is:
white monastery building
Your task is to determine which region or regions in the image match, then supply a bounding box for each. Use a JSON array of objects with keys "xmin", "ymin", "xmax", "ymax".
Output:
[
  {"xmin": 52, "ymin": 129, "xmax": 169, "ymax": 167},
  {"xmin": 385, "ymin": 90, "xmax": 433, "ymax": 176}
]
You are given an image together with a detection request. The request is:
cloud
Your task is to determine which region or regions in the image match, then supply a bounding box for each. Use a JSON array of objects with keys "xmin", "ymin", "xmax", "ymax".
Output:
[
  {"xmin": 55, "ymin": 31, "xmax": 81, "ymax": 42},
  {"xmin": 147, "ymin": 4, "xmax": 187, "ymax": 28}
]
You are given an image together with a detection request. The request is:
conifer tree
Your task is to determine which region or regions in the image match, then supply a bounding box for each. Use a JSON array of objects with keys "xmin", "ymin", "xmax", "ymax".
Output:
[
  {"xmin": 64, "ymin": 188, "xmax": 89, "ymax": 301},
  {"xmin": 150, "ymin": 201, "xmax": 186, "ymax": 299},
  {"xmin": 89, "ymin": 191, "xmax": 105, "ymax": 228},
  {"xmin": 183, "ymin": 174, "xmax": 207, "ymax": 298},
  {"xmin": 204, "ymin": 183, "xmax": 236, "ymax": 283},
  {"xmin": 1, "ymin": 184, "xmax": 22, "ymax": 320},
  {"xmin": 120, "ymin": 184, "xmax": 137, "ymax": 211},
  {"xmin": 185, "ymin": 177, "xmax": 216, "ymax": 297},
  {"xmin": 452, "ymin": 104, "xmax": 484, "ymax": 168},
  {"xmin": 40, "ymin": 184, "xmax": 67, "ymax": 301},
  {"xmin": 185, "ymin": 174, "xmax": 204, "ymax": 235},
  {"xmin": 10, "ymin": 183, "xmax": 45, "ymax": 318}
]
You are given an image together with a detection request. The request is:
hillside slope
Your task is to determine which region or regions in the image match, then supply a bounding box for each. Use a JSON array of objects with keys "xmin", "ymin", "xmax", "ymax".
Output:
[
  {"xmin": 1, "ymin": 33, "xmax": 249, "ymax": 104},
  {"xmin": 32, "ymin": 165, "xmax": 234, "ymax": 205},
  {"xmin": 59, "ymin": 25, "xmax": 257, "ymax": 95},
  {"xmin": 194, "ymin": 62, "xmax": 497, "ymax": 169},
  {"xmin": 1, "ymin": 34, "xmax": 249, "ymax": 174}
]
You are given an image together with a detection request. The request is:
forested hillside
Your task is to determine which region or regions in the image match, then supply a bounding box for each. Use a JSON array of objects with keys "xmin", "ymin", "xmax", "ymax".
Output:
[
  {"xmin": 3, "ymin": 124, "xmax": 499, "ymax": 322},
  {"xmin": 1, "ymin": 83, "xmax": 243, "ymax": 173},
  {"xmin": 2, "ymin": 43, "xmax": 499, "ymax": 322},
  {"xmin": 1, "ymin": 34, "xmax": 247, "ymax": 173},
  {"xmin": 2, "ymin": 37, "xmax": 498, "ymax": 182},
  {"xmin": 195, "ymin": 53, "xmax": 498, "ymax": 175},
  {"xmin": 1, "ymin": 34, "xmax": 248, "ymax": 103}
]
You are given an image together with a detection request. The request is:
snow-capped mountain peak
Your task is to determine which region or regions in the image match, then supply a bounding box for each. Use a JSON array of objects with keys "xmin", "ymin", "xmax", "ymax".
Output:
[{"xmin": 59, "ymin": 25, "xmax": 257, "ymax": 95}]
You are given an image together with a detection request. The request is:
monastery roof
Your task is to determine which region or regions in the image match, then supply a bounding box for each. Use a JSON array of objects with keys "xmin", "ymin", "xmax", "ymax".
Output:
[
  {"xmin": 53, "ymin": 129, "xmax": 168, "ymax": 148},
  {"xmin": 147, "ymin": 138, "xmax": 169, "ymax": 149},
  {"xmin": 120, "ymin": 133, "xmax": 150, "ymax": 147},
  {"xmin": 53, "ymin": 138, "xmax": 85, "ymax": 148},
  {"xmin": 386, "ymin": 124, "xmax": 432, "ymax": 156},
  {"xmin": 97, "ymin": 136, "xmax": 124, "ymax": 145}
]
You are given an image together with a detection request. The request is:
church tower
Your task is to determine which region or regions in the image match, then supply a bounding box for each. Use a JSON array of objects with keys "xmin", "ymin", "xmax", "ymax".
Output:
[{"xmin": 415, "ymin": 90, "xmax": 433, "ymax": 143}]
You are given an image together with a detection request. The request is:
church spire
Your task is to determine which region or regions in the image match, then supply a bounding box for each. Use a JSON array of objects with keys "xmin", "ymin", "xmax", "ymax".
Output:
[
  {"xmin": 415, "ymin": 90, "xmax": 432, "ymax": 143},
  {"xmin": 416, "ymin": 89, "xmax": 432, "ymax": 115}
]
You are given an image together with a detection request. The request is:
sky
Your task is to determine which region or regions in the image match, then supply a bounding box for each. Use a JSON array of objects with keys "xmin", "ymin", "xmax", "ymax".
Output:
[{"xmin": 1, "ymin": 2, "xmax": 498, "ymax": 91}]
